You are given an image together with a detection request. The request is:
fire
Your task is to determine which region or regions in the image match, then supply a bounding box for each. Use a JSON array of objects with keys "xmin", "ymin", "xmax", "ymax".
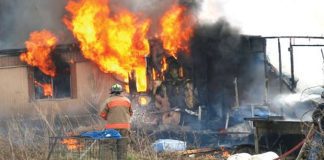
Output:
[
  {"xmin": 161, "ymin": 57, "xmax": 168, "ymax": 73},
  {"xmin": 179, "ymin": 66, "xmax": 184, "ymax": 78},
  {"xmin": 160, "ymin": 57, "xmax": 168, "ymax": 80},
  {"xmin": 135, "ymin": 67, "xmax": 147, "ymax": 92},
  {"xmin": 160, "ymin": 4, "xmax": 194, "ymax": 57},
  {"xmin": 222, "ymin": 151, "xmax": 231, "ymax": 158},
  {"xmin": 34, "ymin": 81, "xmax": 53, "ymax": 97},
  {"xmin": 61, "ymin": 138, "xmax": 83, "ymax": 150},
  {"xmin": 20, "ymin": 30, "xmax": 57, "ymax": 77},
  {"xmin": 64, "ymin": 0, "xmax": 150, "ymax": 92},
  {"xmin": 152, "ymin": 68, "xmax": 157, "ymax": 80},
  {"xmin": 220, "ymin": 147, "xmax": 231, "ymax": 158},
  {"xmin": 138, "ymin": 96, "xmax": 149, "ymax": 106}
]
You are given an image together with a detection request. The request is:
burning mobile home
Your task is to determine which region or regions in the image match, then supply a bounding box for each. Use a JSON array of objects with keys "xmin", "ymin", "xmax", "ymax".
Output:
[
  {"xmin": 0, "ymin": 0, "xmax": 323, "ymax": 159},
  {"xmin": 0, "ymin": 42, "xmax": 119, "ymax": 116}
]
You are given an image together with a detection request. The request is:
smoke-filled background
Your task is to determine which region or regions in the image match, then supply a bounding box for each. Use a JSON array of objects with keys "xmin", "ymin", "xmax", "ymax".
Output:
[
  {"xmin": 2, "ymin": 0, "xmax": 324, "ymax": 49},
  {"xmin": 0, "ymin": 0, "xmax": 181, "ymax": 50},
  {"xmin": 0, "ymin": 0, "xmax": 73, "ymax": 49}
]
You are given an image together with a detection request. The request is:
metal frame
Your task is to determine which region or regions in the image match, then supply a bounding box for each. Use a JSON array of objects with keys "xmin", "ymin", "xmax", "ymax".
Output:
[
  {"xmin": 246, "ymin": 118, "xmax": 312, "ymax": 153},
  {"xmin": 47, "ymin": 136, "xmax": 119, "ymax": 160},
  {"xmin": 264, "ymin": 36, "xmax": 324, "ymax": 92}
]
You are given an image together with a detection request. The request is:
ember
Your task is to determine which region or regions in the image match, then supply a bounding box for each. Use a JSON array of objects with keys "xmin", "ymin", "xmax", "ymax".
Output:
[
  {"xmin": 34, "ymin": 81, "xmax": 53, "ymax": 97},
  {"xmin": 152, "ymin": 68, "xmax": 157, "ymax": 80},
  {"xmin": 61, "ymin": 138, "xmax": 83, "ymax": 151},
  {"xmin": 222, "ymin": 150, "xmax": 231, "ymax": 158},
  {"xmin": 160, "ymin": 4, "xmax": 195, "ymax": 57},
  {"xmin": 64, "ymin": 0, "xmax": 150, "ymax": 92},
  {"xmin": 221, "ymin": 146, "xmax": 231, "ymax": 158},
  {"xmin": 20, "ymin": 30, "xmax": 57, "ymax": 77}
]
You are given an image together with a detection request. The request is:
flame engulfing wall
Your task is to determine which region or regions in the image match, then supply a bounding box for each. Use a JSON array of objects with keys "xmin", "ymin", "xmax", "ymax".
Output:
[
  {"xmin": 160, "ymin": 4, "xmax": 195, "ymax": 57},
  {"xmin": 20, "ymin": 30, "xmax": 58, "ymax": 77},
  {"xmin": 63, "ymin": 0, "xmax": 151, "ymax": 92},
  {"xmin": 1, "ymin": 0, "xmax": 197, "ymax": 93},
  {"xmin": 62, "ymin": 0, "xmax": 196, "ymax": 92}
]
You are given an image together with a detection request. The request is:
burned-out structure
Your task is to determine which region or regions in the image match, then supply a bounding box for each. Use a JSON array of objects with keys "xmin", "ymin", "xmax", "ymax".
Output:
[{"xmin": 141, "ymin": 21, "xmax": 271, "ymax": 130}]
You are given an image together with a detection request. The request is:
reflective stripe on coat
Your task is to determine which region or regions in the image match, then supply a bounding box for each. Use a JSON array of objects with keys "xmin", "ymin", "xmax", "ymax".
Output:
[{"xmin": 100, "ymin": 95, "xmax": 132, "ymax": 129}]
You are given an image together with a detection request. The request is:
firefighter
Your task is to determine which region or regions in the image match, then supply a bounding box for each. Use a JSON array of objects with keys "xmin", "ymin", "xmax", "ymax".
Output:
[{"xmin": 99, "ymin": 84, "xmax": 132, "ymax": 160}]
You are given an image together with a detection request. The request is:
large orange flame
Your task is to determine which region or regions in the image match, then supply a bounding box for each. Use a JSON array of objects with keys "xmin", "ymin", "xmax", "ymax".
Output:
[
  {"xmin": 20, "ymin": 30, "xmax": 58, "ymax": 77},
  {"xmin": 64, "ymin": 0, "xmax": 150, "ymax": 92},
  {"xmin": 34, "ymin": 81, "xmax": 53, "ymax": 97},
  {"xmin": 160, "ymin": 4, "xmax": 194, "ymax": 57}
]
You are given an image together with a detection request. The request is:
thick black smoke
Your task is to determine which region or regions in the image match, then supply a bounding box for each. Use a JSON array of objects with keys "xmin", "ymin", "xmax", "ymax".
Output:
[
  {"xmin": 190, "ymin": 19, "xmax": 267, "ymax": 126},
  {"xmin": 190, "ymin": 19, "xmax": 241, "ymax": 121}
]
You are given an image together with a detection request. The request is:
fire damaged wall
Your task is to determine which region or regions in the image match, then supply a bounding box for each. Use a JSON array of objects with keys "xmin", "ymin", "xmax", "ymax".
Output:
[
  {"xmin": 0, "ymin": 50, "xmax": 118, "ymax": 118},
  {"xmin": 190, "ymin": 20, "xmax": 266, "ymax": 123}
]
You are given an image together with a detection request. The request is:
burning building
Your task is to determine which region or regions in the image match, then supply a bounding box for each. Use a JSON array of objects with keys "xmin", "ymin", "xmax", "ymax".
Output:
[
  {"xmin": 0, "ymin": 22, "xmax": 273, "ymax": 136},
  {"xmin": 0, "ymin": 0, "xmax": 323, "ymax": 159}
]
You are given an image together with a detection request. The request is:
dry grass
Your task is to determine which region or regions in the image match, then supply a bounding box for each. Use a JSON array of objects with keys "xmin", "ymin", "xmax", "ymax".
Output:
[
  {"xmin": 0, "ymin": 117, "xmax": 49, "ymax": 160},
  {"xmin": 2, "ymin": 100, "xmax": 321, "ymax": 160},
  {"xmin": 0, "ymin": 110, "xmax": 217, "ymax": 160},
  {"xmin": 0, "ymin": 102, "xmax": 161, "ymax": 160}
]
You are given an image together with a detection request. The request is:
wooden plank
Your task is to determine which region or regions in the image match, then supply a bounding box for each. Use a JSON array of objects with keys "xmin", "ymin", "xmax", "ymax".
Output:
[
  {"xmin": 253, "ymin": 121, "xmax": 311, "ymax": 135},
  {"xmin": 175, "ymin": 148, "xmax": 217, "ymax": 155},
  {"xmin": 70, "ymin": 63, "xmax": 77, "ymax": 99}
]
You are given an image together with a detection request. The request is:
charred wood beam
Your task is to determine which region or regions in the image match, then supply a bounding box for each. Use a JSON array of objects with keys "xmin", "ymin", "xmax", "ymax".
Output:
[
  {"xmin": 263, "ymin": 39, "xmax": 268, "ymax": 103},
  {"xmin": 264, "ymin": 36, "xmax": 324, "ymax": 39},
  {"xmin": 278, "ymin": 38, "xmax": 283, "ymax": 93},
  {"xmin": 175, "ymin": 148, "xmax": 217, "ymax": 155},
  {"xmin": 291, "ymin": 44, "xmax": 324, "ymax": 47},
  {"xmin": 321, "ymin": 49, "xmax": 324, "ymax": 64},
  {"xmin": 289, "ymin": 39, "xmax": 296, "ymax": 91},
  {"xmin": 0, "ymin": 43, "xmax": 79, "ymax": 57},
  {"xmin": 265, "ymin": 61, "xmax": 295, "ymax": 93},
  {"xmin": 0, "ymin": 48, "xmax": 26, "ymax": 57}
]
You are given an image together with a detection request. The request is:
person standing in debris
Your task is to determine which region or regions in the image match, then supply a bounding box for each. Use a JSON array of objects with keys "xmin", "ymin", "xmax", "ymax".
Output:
[{"xmin": 99, "ymin": 84, "xmax": 132, "ymax": 160}]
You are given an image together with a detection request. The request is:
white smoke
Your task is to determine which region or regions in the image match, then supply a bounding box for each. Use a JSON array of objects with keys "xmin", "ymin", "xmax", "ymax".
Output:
[
  {"xmin": 196, "ymin": 0, "xmax": 223, "ymax": 24},
  {"xmin": 197, "ymin": 0, "xmax": 324, "ymax": 36}
]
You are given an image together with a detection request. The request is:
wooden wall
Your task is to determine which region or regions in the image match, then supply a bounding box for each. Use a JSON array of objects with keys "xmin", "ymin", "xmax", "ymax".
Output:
[{"xmin": 0, "ymin": 52, "xmax": 118, "ymax": 117}]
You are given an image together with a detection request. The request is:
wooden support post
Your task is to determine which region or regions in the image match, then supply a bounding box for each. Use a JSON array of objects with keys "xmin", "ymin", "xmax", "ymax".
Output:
[
  {"xmin": 263, "ymin": 39, "xmax": 268, "ymax": 103},
  {"xmin": 296, "ymin": 124, "xmax": 315, "ymax": 160},
  {"xmin": 234, "ymin": 77, "xmax": 239, "ymax": 107},
  {"xmin": 278, "ymin": 38, "xmax": 283, "ymax": 93},
  {"xmin": 289, "ymin": 38, "xmax": 296, "ymax": 90},
  {"xmin": 254, "ymin": 126, "xmax": 260, "ymax": 154}
]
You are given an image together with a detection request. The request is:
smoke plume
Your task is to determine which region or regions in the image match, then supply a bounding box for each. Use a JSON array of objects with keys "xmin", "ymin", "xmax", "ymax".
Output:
[
  {"xmin": 0, "ymin": 0, "xmax": 193, "ymax": 50},
  {"xmin": 0, "ymin": 0, "xmax": 74, "ymax": 50}
]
